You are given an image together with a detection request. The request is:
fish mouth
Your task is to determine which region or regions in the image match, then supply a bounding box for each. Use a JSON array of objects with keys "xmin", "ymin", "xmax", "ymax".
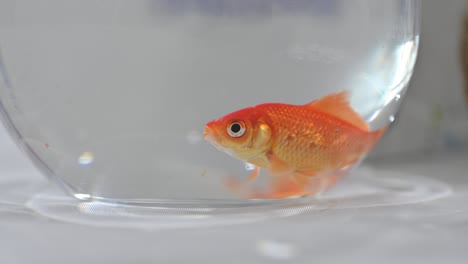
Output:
[
  {"xmin": 203, "ymin": 125, "xmax": 213, "ymax": 139},
  {"xmin": 203, "ymin": 124, "xmax": 212, "ymax": 139},
  {"xmin": 203, "ymin": 122, "xmax": 217, "ymax": 142},
  {"xmin": 203, "ymin": 121, "xmax": 243, "ymax": 159},
  {"xmin": 203, "ymin": 122, "xmax": 227, "ymax": 151}
]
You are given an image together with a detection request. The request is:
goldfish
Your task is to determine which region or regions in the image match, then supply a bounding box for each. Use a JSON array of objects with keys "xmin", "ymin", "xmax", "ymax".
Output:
[{"xmin": 203, "ymin": 91, "xmax": 385, "ymax": 198}]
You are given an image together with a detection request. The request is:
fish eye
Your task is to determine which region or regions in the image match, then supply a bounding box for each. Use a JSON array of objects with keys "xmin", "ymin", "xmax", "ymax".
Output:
[{"xmin": 227, "ymin": 121, "xmax": 246, "ymax": 138}]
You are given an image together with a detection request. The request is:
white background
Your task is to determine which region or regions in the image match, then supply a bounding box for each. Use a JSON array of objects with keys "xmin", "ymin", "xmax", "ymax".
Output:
[{"xmin": 1, "ymin": 1, "xmax": 468, "ymax": 263}]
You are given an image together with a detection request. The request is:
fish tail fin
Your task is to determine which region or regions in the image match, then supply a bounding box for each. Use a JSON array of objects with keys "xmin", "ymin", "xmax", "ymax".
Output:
[{"xmin": 367, "ymin": 126, "xmax": 388, "ymax": 150}]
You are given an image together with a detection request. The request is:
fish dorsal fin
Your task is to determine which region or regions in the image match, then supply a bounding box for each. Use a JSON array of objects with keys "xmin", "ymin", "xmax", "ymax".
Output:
[{"xmin": 306, "ymin": 91, "xmax": 369, "ymax": 130}]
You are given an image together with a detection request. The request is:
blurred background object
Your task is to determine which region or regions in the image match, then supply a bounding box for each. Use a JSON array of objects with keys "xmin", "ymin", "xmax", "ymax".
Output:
[
  {"xmin": 370, "ymin": 0, "xmax": 468, "ymax": 159},
  {"xmin": 462, "ymin": 9, "xmax": 468, "ymax": 104}
]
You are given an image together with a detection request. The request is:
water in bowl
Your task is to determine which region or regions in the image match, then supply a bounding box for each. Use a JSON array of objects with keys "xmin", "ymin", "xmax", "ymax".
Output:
[{"xmin": 0, "ymin": 0, "xmax": 419, "ymax": 206}]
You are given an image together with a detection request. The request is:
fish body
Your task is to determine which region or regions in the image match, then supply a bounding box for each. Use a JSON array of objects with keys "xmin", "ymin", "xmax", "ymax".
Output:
[{"xmin": 203, "ymin": 91, "xmax": 385, "ymax": 198}]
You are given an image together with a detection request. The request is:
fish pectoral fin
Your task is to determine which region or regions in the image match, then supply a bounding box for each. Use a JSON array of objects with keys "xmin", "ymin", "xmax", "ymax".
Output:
[
  {"xmin": 248, "ymin": 165, "xmax": 260, "ymax": 182},
  {"xmin": 305, "ymin": 91, "xmax": 369, "ymax": 131},
  {"xmin": 246, "ymin": 154, "xmax": 271, "ymax": 182},
  {"xmin": 266, "ymin": 152, "xmax": 293, "ymax": 175},
  {"xmin": 246, "ymin": 151, "xmax": 289, "ymax": 182}
]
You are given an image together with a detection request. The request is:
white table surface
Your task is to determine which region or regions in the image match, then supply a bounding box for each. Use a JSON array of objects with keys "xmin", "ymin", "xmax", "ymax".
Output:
[{"xmin": 1, "ymin": 125, "xmax": 468, "ymax": 264}]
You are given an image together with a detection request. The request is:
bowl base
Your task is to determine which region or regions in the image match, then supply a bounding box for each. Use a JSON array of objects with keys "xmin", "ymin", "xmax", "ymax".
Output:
[{"xmin": 24, "ymin": 166, "xmax": 452, "ymax": 230}]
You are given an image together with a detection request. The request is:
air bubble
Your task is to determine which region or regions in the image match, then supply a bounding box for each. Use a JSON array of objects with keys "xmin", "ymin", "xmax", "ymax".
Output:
[
  {"xmin": 256, "ymin": 240, "xmax": 297, "ymax": 260},
  {"xmin": 186, "ymin": 130, "xmax": 202, "ymax": 144},
  {"xmin": 78, "ymin": 152, "xmax": 94, "ymax": 166}
]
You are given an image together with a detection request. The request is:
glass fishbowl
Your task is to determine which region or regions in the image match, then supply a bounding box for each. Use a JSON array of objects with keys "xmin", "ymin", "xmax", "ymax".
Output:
[{"xmin": 0, "ymin": 0, "xmax": 419, "ymax": 207}]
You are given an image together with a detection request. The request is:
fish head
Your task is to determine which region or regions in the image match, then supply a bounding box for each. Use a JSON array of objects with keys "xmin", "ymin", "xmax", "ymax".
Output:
[{"xmin": 203, "ymin": 107, "xmax": 272, "ymax": 161}]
